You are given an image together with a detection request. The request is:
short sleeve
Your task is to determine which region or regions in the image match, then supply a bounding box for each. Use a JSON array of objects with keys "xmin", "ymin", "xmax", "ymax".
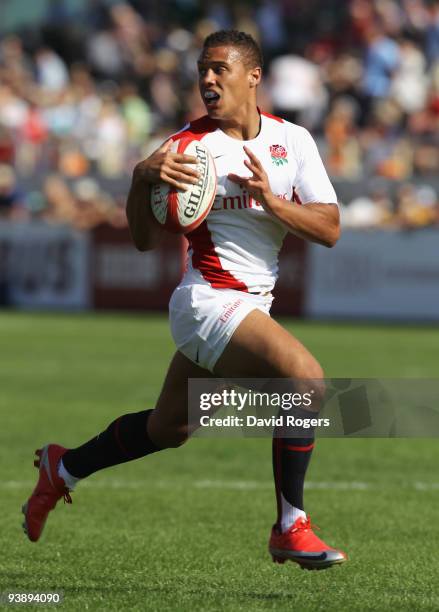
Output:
[{"xmin": 294, "ymin": 128, "xmax": 338, "ymax": 205}]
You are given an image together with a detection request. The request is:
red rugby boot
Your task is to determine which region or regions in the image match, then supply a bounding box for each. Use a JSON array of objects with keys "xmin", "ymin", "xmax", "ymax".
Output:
[
  {"xmin": 22, "ymin": 444, "xmax": 72, "ymax": 542},
  {"xmin": 269, "ymin": 516, "xmax": 347, "ymax": 570}
]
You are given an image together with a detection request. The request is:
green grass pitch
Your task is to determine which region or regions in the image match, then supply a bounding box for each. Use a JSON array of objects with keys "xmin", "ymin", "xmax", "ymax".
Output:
[{"xmin": 0, "ymin": 312, "xmax": 438, "ymax": 611}]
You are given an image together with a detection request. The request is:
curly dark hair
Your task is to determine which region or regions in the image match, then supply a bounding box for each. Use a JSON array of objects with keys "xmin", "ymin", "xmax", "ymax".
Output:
[{"xmin": 202, "ymin": 30, "xmax": 263, "ymax": 69}]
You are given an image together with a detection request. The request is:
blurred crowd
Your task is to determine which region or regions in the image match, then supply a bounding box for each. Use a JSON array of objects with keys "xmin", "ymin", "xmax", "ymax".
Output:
[{"xmin": 1, "ymin": 0, "xmax": 439, "ymax": 229}]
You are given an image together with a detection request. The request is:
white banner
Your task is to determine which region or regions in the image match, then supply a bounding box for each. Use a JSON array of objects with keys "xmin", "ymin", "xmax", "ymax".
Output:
[
  {"xmin": 306, "ymin": 228, "xmax": 439, "ymax": 320},
  {"xmin": 0, "ymin": 222, "xmax": 90, "ymax": 309}
]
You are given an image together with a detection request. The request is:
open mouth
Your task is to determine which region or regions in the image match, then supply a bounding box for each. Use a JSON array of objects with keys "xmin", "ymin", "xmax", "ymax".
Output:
[{"xmin": 203, "ymin": 90, "xmax": 220, "ymax": 107}]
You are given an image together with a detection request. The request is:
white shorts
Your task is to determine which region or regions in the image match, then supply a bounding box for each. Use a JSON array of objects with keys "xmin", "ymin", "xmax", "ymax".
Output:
[{"xmin": 169, "ymin": 283, "xmax": 273, "ymax": 372}]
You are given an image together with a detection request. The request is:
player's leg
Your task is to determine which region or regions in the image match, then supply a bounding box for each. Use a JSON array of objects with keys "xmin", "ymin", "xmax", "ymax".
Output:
[
  {"xmin": 60, "ymin": 351, "xmax": 209, "ymax": 478},
  {"xmin": 22, "ymin": 351, "xmax": 209, "ymax": 542},
  {"xmin": 147, "ymin": 350, "xmax": 213, "ymax": 448},
  {"xmin": 213, "ymin": 309, "xmax": 346, "ymax": 569},
  {"xmin": 213, "ymin": 308, "xmax": 320, "ymax": 531}
]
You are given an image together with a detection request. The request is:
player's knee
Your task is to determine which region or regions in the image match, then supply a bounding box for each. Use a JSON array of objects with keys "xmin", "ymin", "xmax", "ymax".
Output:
[
  {"xmin": 310, "ymin": 378, "xmax": 326, "ymax": 408},
  {"xmin": 148, "ymin": 414, "xmax": 190, "ymax": 449},
  {"xmin": 304, "ymin": 356, "xmax": 324, "ymax": 380},
  {"xmin": 284, "ymin": 349, "xmax": 324, "ymax": 381},
  {"xmin": 162, "ymin": 425, "xmax": 190, "ymax": 448},
  {"xmin": 292, "ymin": 359, "xmax": 325, "ymax": 410}
]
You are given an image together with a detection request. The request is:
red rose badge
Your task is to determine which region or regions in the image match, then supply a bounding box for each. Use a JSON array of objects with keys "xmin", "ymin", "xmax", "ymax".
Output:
[{"xmin": 270, "ymin": 144, "xmax": 288, "ymax": 166}]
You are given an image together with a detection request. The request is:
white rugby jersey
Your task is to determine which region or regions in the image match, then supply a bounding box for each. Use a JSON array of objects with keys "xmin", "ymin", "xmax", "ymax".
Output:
[{"xmin": 171, "ymin": 111, "xmax": 337, "ymax": 294}]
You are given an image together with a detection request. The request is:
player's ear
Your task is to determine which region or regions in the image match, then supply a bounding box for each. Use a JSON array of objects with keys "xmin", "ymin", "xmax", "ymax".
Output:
[{"xmin": 248, "ymin": 66, "xmax": 262, "ymax": 88}]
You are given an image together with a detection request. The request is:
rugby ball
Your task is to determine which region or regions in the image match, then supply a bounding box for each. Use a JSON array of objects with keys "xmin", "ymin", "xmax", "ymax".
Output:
[{"xmin": 150, "ymin": 138, "xmax": 217, "ymax": 234}]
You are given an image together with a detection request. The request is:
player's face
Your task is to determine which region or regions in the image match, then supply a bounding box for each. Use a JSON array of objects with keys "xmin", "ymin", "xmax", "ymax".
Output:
[{"xmin": 198, "ymin": 46, "xmax": 259, "ymax": 120}]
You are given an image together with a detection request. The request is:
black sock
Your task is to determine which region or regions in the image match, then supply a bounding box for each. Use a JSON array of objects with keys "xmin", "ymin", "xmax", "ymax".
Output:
[
  {"xmin": 272, "ymin": 402, "xmax": 318, "ymax": 520},
  {"xmin": 62, "ymin": 410, "xmax": 160, "ymax": 479},
  {"xmin": 272, "ymin": 436, "xmax": 315, "ymax": 520}
]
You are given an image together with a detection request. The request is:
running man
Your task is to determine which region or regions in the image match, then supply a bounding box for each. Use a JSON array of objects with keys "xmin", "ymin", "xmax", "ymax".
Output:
[{"xmin": 23, "ymin": 30, "xmax": 346, "ymax": 570}]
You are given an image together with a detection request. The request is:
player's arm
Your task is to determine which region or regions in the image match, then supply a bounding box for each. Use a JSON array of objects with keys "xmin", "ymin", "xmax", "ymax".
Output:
[
  {"xmin": 126, "ymin": 139, "xmax": 199, "ymax": 251},
  {"xmin": 263, "ymin": 198, "xmax": 339, "ymax": 248},
  {"xmin": 228, "ymin": 136, "xmax": 340, "ymax": 248}
]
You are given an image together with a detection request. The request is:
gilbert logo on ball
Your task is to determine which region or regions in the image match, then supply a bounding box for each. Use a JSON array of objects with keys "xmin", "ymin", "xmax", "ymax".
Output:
[{"xmin": 151, "ymin": 138, "xmax": 217, "ymax": 234}]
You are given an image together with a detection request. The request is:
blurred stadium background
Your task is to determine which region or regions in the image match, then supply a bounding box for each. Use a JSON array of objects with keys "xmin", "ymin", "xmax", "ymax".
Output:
[
  {"xmin": 1, "ymin": 0, "xmax": 439, "ymax": 317},
  {"xmin": 1, "ymin": 2, "xmax": 439, "ymax": 610}
]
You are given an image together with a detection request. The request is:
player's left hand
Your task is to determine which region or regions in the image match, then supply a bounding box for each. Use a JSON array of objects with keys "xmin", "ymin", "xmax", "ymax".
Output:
[{"xmin": 228, "ymin": 146, "xmax": 274, "ymax": 208}]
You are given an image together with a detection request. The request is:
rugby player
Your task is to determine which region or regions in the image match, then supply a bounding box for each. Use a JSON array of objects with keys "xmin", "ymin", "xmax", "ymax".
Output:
[{"xmin": 22, "ymin": 30, "xmax": 346, "ymax": 570}]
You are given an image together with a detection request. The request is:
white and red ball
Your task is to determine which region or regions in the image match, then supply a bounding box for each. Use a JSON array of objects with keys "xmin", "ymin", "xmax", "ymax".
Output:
[{"xmin": 150, "ymin": 137, "xmax": 217, "ymax": 234}]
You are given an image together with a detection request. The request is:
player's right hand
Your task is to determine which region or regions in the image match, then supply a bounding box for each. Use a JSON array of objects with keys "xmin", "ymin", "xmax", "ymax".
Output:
[{"xmin": 134, "ymin": 139, "xmax": 199, "ymax": 191}]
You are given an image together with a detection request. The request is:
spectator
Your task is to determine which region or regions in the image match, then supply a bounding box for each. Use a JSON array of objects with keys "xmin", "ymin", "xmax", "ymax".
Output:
[
  {"xmin": 324, "ymin": 97, "xmax": 362, "ymax": 179},
  {"xmin": 120, "ymin": 81, "xmax": 152, "ymax": 149},
  {"xmin": 425, "ymin": 0, "xmax": 439, "ymax": 64},
  {"xmin": 255, "ymin": 0, "xmax": 287, "ymax": 60},
  {"xmin": 343, "ymin": 179, "xmax": 394, "ymax": 228},
  {"xmin": 0, "ymin": 126, "xmax": 15, "ymax": 164},
  {"xmin": 391, "ymin": 38, "xmax": 428, "ymax": 113},
  {"xmin": 268, "ymin": 53, "xmax": 327, "ymax": 128},
  {"xmin": 395, "ymin": 182, "xmax": 438, "ymax": 227},
  {"xmin": 361, "ymin": 22, "xmax": 401, "ymax": 101},
  {"xmin": 0, "ymin": 164, "xmax": 27, "ymax": 220},
  {"xmin": 34, "ymin": 47, "xmax": 69, "ymax": 93},
  {"xmin": 94, "ymin": 96, "xmax": 127, "ymax": 177}
]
